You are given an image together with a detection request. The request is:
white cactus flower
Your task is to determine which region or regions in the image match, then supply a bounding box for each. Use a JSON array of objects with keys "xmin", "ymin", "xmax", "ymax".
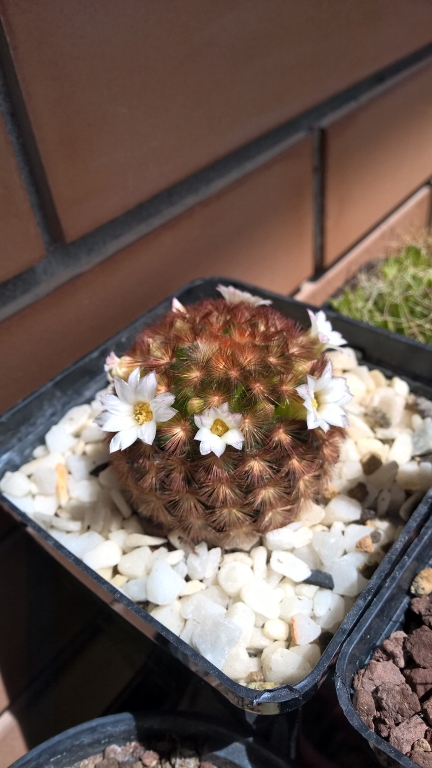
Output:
[
  {"xmin": 296, "ymin": 362, "xmax": 352, "ymax": 433},
  {"xmin": 307, "ymin": 309, "xmax": 347, "ymax": 350},
  {"xmin": 194, "ymin": 403, "xmax": 244, "ymax": 457},
  {"xmin": 171, "ymin": 297, "xmax": 187, "ymax": 314},
  {"xmin": 96, "ymin": 368, "xmax": 177, "ymax": 452},
  {"xmin": 216, "ymin": 284, "xmax": 272, "ymax": 306}
]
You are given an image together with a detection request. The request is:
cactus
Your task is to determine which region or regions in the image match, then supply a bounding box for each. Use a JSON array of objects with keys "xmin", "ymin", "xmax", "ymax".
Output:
[{"xmin": 99, "ymin": 289, "xmax": 351, "ymax": 546}]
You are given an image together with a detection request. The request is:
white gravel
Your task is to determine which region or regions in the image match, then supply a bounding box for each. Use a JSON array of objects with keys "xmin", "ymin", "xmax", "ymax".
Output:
[{"xmin": 1, "ymin": 354, "xmax": 431, "ymax": 689}]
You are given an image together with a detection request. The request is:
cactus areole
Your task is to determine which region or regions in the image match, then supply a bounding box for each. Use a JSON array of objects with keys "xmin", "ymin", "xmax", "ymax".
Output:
[{"xmin": 97, "ymin": 286, "xmax": 352, "ymax": 546}]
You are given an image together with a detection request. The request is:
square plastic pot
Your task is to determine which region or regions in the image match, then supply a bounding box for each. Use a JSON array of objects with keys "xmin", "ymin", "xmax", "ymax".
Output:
[{"xmin": 1, "ymin": 277, "xmax": 432, "ymax": 714}]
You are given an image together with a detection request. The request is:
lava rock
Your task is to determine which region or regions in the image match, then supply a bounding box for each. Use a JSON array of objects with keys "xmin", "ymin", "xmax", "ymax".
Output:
[
  {"xmin": 405, "ymin": 626, "xmax": 432, "ymax": 668},
  {"xmin": 353, "ymin": 660, "xmax": 405, "ymax": 693},
  {"xmin": 373, "ymin": 682, "xmax": 420, "ymax": 723},
  {"xmin": 381, "ymin": 631, "xmax": 408, "ymax": 668},
  {"xmin": 411, "ymin": 596, "xmax": 432, "ymax": 628},
  {"xmin": 389, "ymin": 714, "xmax": 427, "ymax": 754},
  {"xmin": 403, "ymin": 668, "xmax": 432, "ymax": 700}
]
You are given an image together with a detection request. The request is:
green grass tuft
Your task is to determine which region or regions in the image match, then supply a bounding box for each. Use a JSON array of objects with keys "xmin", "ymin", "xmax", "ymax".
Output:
[{"xmin": 330, "ymin": 236, "xmax": 432, "ymax": 345}]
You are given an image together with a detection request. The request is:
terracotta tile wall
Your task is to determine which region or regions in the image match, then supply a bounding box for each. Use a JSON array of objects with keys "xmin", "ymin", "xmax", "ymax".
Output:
[
  {"xmin": 2, "ymin": 0, "xmax": 432, "ymax": 240},
  {"xmin": 323, "ymin": 61, "xmax": 432, "ymax": 266},
  {"xmin": 0, "ymin": 138, "xmax": 314, "ymax": 412},
  {"xmin": 0, "ymin": 112, "xmax": 44, "ymax": 282}
]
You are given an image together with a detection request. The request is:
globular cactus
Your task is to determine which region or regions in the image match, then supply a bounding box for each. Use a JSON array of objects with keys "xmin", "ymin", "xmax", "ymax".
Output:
[{"xmin": 98, "ymin": 286, "xmax": 351, "ymax": 546}]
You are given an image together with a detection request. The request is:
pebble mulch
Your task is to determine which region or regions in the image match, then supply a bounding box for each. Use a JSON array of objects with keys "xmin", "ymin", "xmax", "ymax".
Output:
[
  {"xmin": 1, "ymin": 347, "xmax": 432, "ymax": 689},
  {"xmin": 74, "ymin": 741, "xmax": 216, "ymax": 768}
]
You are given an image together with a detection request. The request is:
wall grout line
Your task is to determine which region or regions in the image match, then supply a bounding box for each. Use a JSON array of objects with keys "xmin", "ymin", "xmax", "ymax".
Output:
[
  {"xmin": 0, "ymin": 40, "xmax": 432, "ymax": 323},
  {"xmin": 0, "ymin": 20, "xmax": 63, "ymax": 245}
]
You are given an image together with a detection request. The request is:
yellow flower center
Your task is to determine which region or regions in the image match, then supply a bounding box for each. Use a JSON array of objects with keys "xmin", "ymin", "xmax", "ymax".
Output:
[
  {"xmin": 210, "ymin": 418, "xmax": 229, "ymax": 437},
  {"xmin": 311, "ymin": 397, "xmax": 318, "ymax": 409},
  {"xmin": 134, "ymin": 401, "xmax": 153, "ymax": 425}
]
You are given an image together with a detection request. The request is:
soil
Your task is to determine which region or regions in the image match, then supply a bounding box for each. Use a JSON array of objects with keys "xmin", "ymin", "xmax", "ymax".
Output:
[
  {"xmin": 353, "ymin": 586, "xmax": 432, "ymax": 765},
  {"xmin": 70, "ymin": 740, "xmax": 223, "ymax": 768}
]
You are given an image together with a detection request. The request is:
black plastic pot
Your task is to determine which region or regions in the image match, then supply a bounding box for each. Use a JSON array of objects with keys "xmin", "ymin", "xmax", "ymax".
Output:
[
  {"xmin": 335, "ymin": 490, "xmax": 432, "ymax": 768},
  {"xmin": 1, "ymin": 277, "xmax": 432, "ymax": 715},
  {"xmin": 9, "ymin": 712, "xmax": 292, "ymax": 768},
  {"xmin": 323, "ymin": 307, "xmax": 432, "ymax": 391}
]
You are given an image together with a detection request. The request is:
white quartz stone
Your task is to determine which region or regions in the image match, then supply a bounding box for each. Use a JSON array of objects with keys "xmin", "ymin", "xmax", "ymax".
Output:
[
  {"xmin": 50, "ymin": 516, "xmax": 82, "ymax": 532},
  {"xmin": 66, "ymin": 455, "xmax": 93, "ymax": 482},
  {"xmin": 328, "ymin": 556, "xmax": 368, "ymax": 597},
  {"xmin": 123, "ymin": 576, "xmax": 148, "ymax": 602},
  {"xmin": 110, "ymin": 489, "xmax": 132, "ymax": 518},
  {"xmin": 68, "ymin": 477, "xmax": 99, "ymax": 503},
  {"xmin": 312, "ymin": 530, "xmax": 344, "ymax": 566},
  {"xmin": 291, "ymin": 614, "xmax": 321, "ymax": 645},
  {"xmin": 226, "ymin": 602, "xmax": 255, "ymax": 646},
  {"xmin": 250, "ymin": 546, "xmax": 268, "ymax": 579},
  {"xmin": 34, "ymin": 494, "xmax": 58, "ymax": 516},
  {"xmin": 343, "ymin": 524, "xmax": 373, "ymax": 553},
  {"xmin": 193, "ymin": 616, "xmax": 242, "ymax": 669},
  {"xmin": 217, "ymin": 561, "xmax": 254, "ymax": 596},
  {"xmin": 179, "ymin": 579, "xmax": 206, "ymax": 596},
  {"xmin": 222, "ymin": 646, "xmax": 253, "ymax": 681},
  {"xmin": 322, "ymin": 495, "xmax": 362, "ymax": 525},
  {"xmin": 3, "ymin": 493, "xmax": 35, "ymax": 514},
  {"xmin": 45, "ymin": 425, "xmax": 77, "ymax": 453},
  {"xmin": 240, "ymin": 578, "xmax": 282, "ymax": 619},
  {"xmin": 0, "ymin": 470, "xmax": 32, "ymax": 497},
  {"xmin": 269, "ymin": 551, "xmax": 312, "ymax": 582},
  {"xmin": 124, "ymin": 533, "xmax": 167, "ymax": 549},
  {"xmin": 315, "ymin": 592, "xmax": 345, "ymax": 630},
  {"xmin": 58, "ymin": 405, "xmax": 92, "ymax": 435},
  {"xmin": 146, "ymin": 560, "xmax": 186, "ymax": 605},
  {"xmin": 186, "ymin": 542, "xmax": 209, "ymax": 580},
  {"xmin": 264, "ymin": 525, "xmax": 296, "ymax": 551},
  {"xmin": 262, "ymin": 647, "xmax": 311, "ymax": 685},
  {"xmin": 82, "ymin": 540, "xmax": 122, "ymax": 569},
  {"xmin": 388, "ymin": 433, "xmax": 413, "ymax": 466},
  {"xmin": 151, "ymin": 600, "xmax": 185, "ymax": 636},
  {"xmin": 263, "ymin": 618, "xmax": 289, "ymax": 641},
  {"xmin": 180, "ymin": 593, "xmax": 225, "ymax": 622},
  {"xmin": 290, "ymin": 644, "xmax": 321, "ymax": 668},
  {"xmin": 80, "ymin": 424, "xmax": 105, "ymax": 443},
  {"xmin": 279, "ymin": 595, "xmax": 313, "ymax": 622},
  {"xmin": 117, "ymin": 546, "xmax": 152, "ymax": 579}
]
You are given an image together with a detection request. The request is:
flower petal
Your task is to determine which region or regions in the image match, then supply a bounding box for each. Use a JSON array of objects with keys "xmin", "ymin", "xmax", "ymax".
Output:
[
  {"xmin": 99, "ymin": 393, "xmax": 132, "ymax": 415},
  {"xmin": 127, "ymin": 367, "xmax": 142, "ymax": 395},
  {"xmin": 317, "ymin": 377, "xmax": 351, "ymax": 404},
  {"xmin": 194, "ymin": 427, "xmax": 211, "ymax": 441},
  {"xmin": 114, "ymin": 376, "xmax": 136, "ymax": 405},
  {"xmin": 136, "ymin": 370, "xmax": 157, "ymax": 402},
  {"xmin": 138, "ymin": 420, "xmax": 157, "ymax": 445},
  {"xmin": 223, "ymin": 428, "xmax": 244, "ymax": 450},
  {"xmin": 109, "ymin": 427, "xmax": 139, "ymax": 452},
  {"xmin": 101, "ymin": 414, "xmax": 137, "ymax": 432},
  {"xmin": 208, "ymin": 434, "xmax": 226, "ymax": 457},
  {"xmin": 314, "ymin": 362, "xmax": 333, "ymax": 392},
  {"xmin": 153, "ymin": 404, "xmax": 178, "ymax": 423},
  {"xmin": 318, "ymin": 404, "xmax": 349, "ymax": 428},
  {"xmin": 152, "ymin": 391, "xmax": 175, "ymax": 407},
  {"xmin": 172, "ymin": 297, "xmax": 187, "ymax": 314},
  {"xmin": 198, "ymin": 440, "xmax": 212, "ymax": 456}
]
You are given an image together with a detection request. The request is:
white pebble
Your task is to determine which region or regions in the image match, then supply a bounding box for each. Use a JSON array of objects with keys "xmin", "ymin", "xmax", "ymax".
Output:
[
  {"xmin": 222, "ymin": 647, "xmax": 253, "ymax": 681},
  {"xmin": 193, "ymin": 616, "xmax": 242, "ymax": 669},
  {"xmin": 58, "ymin": 405, "xmax": 92, "ymax": 435},
  {"xmin": 204, "ymin": 547, "xmax": 222, "ymax": 580},
  {"xmin": 240, "ymin": 578, "xmax": 282, "ymax": 619},
  {"xmin": 292, "ymin": 545, "xmax": 321, "ymax": 570},
  {"xmin": 97, "ymin": 467, "xmax": 120, "ymax": 490},
  {"xmin": 151, "ymin": 601, "xmax": 185, "ymax": 636},
  {"xmin": 66, "ymin": 531, "xmax": 105, "ymax": 558},
  {"xmin": 108, "ymin": 529, "xmax": 129, "ymax": 547},
  {"xmin": 123, "ymin": 576, "xmax": 148, "ymax": 602},
  {"xmin": 343, "ymin": 524, "xmax": 372, "ymax": 553},
  {"xmin": 20, "ymin": 452, "xmax": 65, "ymax": 475},
  {"xmin": 82, "ymin": 540, "xmax": 122, "ymax": 569},
  {"xmin": 123, "ymin": 516, "xmax": 144, "ymax": 534},
  {"xmin": 186, "ymin": 542, "xmax": 209, "ymax": 580},
  {"xmin": 118, "ymin": 546, "xmax": 152, "ymax": 578},
  {"xmin": 180, "ymin": 618, "xmax": 198, "ymax": 645},
  {"xmin": 0, "ymin": 470, "xmax": 32, "ymax": 497},
  {"xmin": 312, "ymin": 531, "xmax": 344, "ymax": 566},
  {"xmin": 124, "ymin": 533, "xmax": 167, "ymax": 549},
  {"xmin": 180, "ymin": 593, "xmax": 225, "ymax": 622},
  {"xmin": 179, "ymin": 580, "xmax": 206, "ymax": 596},
  {"xmin": 328, "ymin": 556, "xmax": 368, "ymax": 597},
  {"xmin": 298, "ymin": 501, "xmax": 325, "ymax": 527},
  {"xmin": 34, "ymin": 494, "xmax": 58, "ymax": 516},
  {"xmin": 315, "ymin": 592, "xmax": 345, "ymax": 630},
  {"xmin": 291, "ymin": 614, "xmax": 321, "ymax": 645},
  {"xmin": 202, "ymin": 585, "xmax": 230, "ymax": 608},
  {"xmin": 291, "ymin": 526, "xmax": 313, "ymax": 548},
  {"xmin": 217, "ymin": 561, "xmax": 254, "ymax": 596},
  {"xmin": 3, "ymin": 493, "xmax": 35, "ymax": 514},
  {"xmin": 247, "ymin": 627, "xmax": 273, "ymax": 650},
  {"xmin": 262, "ymin": 647, "xmax": 311, "ymax": 685},
  {"xmin": 290, "ymin": 644, "xmax": 321, "ymax": 668},
  {"xmin": 32, "ymin": 445, "xmax": 49, "ymax": 458},
  {"xmin": 146, "ymin": 560, "xmax": 186, "ymax": 605},
  {"xmin": 66, "ymin": 455, "xmax": 92, "ymax": 481},
  {"xmin": 69, "ymin": 477, "xmax": 99, "ymax": 503},
  {"xmin": 391, "ymin": 377, "xmax": 410, "ymax": 397},
  {"xmin": 295, "ymin": 584, "xmax": 318, "ymax": 598},
  {"xmin": 80, "ymin": 424, "xmax": 105, "ymax": 443},
  {"xmin": 173, "ymin": 560, "xmax": 188, "ymax": 579},
  {"xmin": 270, "ymin": 551, "xmax": 311, "ymax": 582},
  {"xmin": 226, "ymin": 602, "xmax": 255, "ymax": 646},
  {"xmin": 263, "ymin": 618, "xmax": 289, "ymax": 641},
  {"xmin": 264, "ymin": 525, "xmax": 296, "ymax": 551},
  {"xmin": 32, "ymin": 466, "xmax": 58, "ymax": 495},
  {"xmin": 45, "ymin": 425, "xmax": 77, "ymax": 453},
  {"xmin": 323, "ymin": 495, "xmax": 362, "ymax": 525},
  {"xmin": 50, "ymin": 516, "xmax": 82, "ymax": 532},
  {"xmin": 110, "ymin": 489, "xmax": 132, "ymax": 518},
  {"xmin": 250, "ymin": 546, "xmax": 268, "ymax": 579},
  {"xmin": 388, "ymin": 433, "xmax": 413, "ymax": 466},
  {"xmin": 346, "ymin": 413, "xmax": 374, "ymax": 440},
  {"xmin": 279, "ymin": 595, "xmax": 313, "ymax": 622}
]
